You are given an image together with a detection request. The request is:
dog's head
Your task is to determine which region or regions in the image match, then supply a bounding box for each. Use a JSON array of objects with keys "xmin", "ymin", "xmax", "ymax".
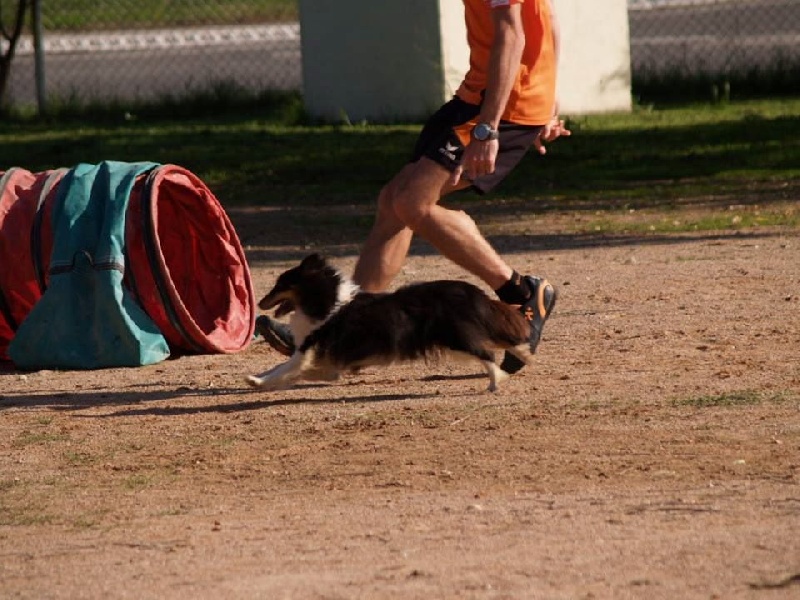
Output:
[{"xmin": 258, "ymin": 254, "xmax": 351, "ymax": 321}]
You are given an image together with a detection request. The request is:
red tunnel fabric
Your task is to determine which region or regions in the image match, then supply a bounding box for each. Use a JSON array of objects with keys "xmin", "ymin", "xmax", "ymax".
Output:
[
  {"xmin": 127, "ymin": 165, "xmax": 255, "ymax": 354},
  {"xmin": 0, "ymin": 168, "xmax": 66, "ymax": 360}
]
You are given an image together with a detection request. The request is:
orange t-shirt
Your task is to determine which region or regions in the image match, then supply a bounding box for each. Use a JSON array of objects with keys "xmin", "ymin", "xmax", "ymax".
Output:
[{"xmin": 456, "ymin": 0, "xmax": 556, "ymax": 126}]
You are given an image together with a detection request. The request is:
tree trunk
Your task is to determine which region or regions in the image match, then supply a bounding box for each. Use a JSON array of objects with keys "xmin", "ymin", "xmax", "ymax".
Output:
[{"xmin": 0, "ymin": 0, "xmax": 30, "ymax": 107}]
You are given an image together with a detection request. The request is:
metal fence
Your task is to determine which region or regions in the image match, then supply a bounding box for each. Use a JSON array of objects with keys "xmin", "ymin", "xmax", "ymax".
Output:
[
  {"xmin": 2, "ymin": 0, "xmax": 301, "ymax": 110},
  {"xmin": 2, "ymin": 0, "xmax": 799, "ymax": 112}
]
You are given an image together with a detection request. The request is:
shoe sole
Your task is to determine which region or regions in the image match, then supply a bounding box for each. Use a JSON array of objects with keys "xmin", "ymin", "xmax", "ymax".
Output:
[
  {"xmin": 527, "ymin": 278, "xmax": 557, "ymax": 353},
  {"xmin": 255, "ymin": 316, "xmax": 295, "ymax": 357}
]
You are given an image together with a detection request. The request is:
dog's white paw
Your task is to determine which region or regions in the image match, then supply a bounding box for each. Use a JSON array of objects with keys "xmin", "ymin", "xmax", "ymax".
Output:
[
  {"xmin": 246, "ymin": 374, "xmax": 266, "ymax": 388},
  {"xmin": 246, "ymin": 374, "xmax": 293, "ymax": 390}
]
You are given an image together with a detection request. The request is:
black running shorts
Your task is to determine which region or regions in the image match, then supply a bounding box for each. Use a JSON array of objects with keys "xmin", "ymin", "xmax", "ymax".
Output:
[{"xmin": 411, "ymin": 96, "xmax": 544, "ymax": 194}]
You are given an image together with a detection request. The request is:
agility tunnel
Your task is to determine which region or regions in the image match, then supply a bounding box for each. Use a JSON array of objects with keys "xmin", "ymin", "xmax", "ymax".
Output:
[{"xmin": 0, "ymin": 161, "xmax": 255, "ymax": 367}]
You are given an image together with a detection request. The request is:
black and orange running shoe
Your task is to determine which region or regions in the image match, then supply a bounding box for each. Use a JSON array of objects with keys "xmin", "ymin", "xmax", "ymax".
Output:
[{"xmin": 500, "ymin": 275, "xmax": 557, "ymax": 374}]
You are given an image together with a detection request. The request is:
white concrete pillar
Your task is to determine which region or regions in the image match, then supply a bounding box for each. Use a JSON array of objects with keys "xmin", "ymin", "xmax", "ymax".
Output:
[{"xmin": 553, "ymin": 0, "xmax": 632, "ymax": 114}]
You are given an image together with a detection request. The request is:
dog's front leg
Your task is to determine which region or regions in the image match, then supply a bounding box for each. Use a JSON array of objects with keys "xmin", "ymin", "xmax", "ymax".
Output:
[{"xmin": 246, "ymin": 352, "xmax": 310, "ymax": 390}]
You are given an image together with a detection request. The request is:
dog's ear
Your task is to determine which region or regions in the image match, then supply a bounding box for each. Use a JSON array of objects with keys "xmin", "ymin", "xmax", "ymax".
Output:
[{"xmin": 301, "ymin": 253, "xmax": 327, "ymax": 270}]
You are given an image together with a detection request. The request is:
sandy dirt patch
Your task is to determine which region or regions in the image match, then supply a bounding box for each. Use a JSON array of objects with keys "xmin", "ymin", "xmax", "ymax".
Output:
[{"xmin": 1, "ymin": 217, "xmax": 799, "ymax": 599}]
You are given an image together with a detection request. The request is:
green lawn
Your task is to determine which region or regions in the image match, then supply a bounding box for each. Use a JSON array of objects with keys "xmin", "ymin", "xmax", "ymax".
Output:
[
  {"xmin": 37, "ymin": 0, "xmax": 297, "ymax": 30},
  {"xmin": 1, "ymin": 97, "xmax": 798, "ymax": 231}
]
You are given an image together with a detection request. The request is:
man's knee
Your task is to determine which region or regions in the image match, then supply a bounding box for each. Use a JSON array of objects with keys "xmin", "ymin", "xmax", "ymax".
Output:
[
  {"xmin": 392, "ymin": 200, "xmax": 424, "ymax": 229},
  {"xmin": 374, "ymin": 181, "xmax": 421, "ymax": 229},
  {"xmin": 379, "ymin": 161, "xmax": 449, "ymax": 229}
]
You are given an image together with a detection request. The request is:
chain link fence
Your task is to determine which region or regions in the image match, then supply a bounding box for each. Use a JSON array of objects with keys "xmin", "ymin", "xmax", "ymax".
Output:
[
  {"xmin": 630, "ymin": 0, "xmax": 800, "ymax": 100},
  {"xmin": 2, "ymin": 0, "xmax": 799, "ymax": 112},
  {"xmin": 2, "ymin": 0, "xmax": 300, "ymax": 111}
]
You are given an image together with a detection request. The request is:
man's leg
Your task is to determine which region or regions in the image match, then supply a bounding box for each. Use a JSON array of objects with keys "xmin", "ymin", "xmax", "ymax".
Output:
[
  {"xmin": 352, "ymin": 165, "xmax": 416, "ymax": 292},
  {"xmin": 353, "ymin": 158, "xmax": 514, "ymax": 292}
]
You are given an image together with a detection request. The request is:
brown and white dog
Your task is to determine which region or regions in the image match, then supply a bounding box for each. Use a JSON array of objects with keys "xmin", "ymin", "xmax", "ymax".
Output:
[{"xmin": 246, "ymin": 254, "xmax": 533, "ymax": 392}]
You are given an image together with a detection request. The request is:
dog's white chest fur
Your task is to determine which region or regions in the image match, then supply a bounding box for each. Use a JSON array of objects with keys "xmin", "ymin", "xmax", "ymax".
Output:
[{"xmin": 289, "ymin": 277, "xmax": 359, "ymax": 348}]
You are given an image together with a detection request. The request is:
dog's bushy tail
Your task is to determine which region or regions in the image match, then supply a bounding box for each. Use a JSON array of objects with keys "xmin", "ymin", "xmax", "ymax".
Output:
[
  {"xmin": 409, "ymin": 281, "xmax": 529, "ymax": 352},
  {"xmin": 484, "ymin": 299, "xmax": 530, "ymax": 347}
]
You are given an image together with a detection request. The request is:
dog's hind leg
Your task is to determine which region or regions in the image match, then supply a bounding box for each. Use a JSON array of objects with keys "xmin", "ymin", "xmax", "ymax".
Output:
[
  {"xmin": 455, "ymin": 347, "xmax": 512, "ymax": 392},
  {"xmin": 483, "ymin": 344, "xmax": 534, "ymax": 390},
  {"xmin": 483, "ymin": 360, "xmax": 510, "ymax": 392}
]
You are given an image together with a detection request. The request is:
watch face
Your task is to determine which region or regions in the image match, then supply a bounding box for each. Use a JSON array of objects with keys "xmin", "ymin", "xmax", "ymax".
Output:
[{"xmin": 473, "ymin": 123, "xmax": 495, "ymax": 141}]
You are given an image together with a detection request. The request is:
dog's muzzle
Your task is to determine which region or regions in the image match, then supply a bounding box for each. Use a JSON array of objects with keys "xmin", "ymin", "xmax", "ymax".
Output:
[{"xmin": 258, "ymin": 291, "xmax": 296, "ymax": 317}]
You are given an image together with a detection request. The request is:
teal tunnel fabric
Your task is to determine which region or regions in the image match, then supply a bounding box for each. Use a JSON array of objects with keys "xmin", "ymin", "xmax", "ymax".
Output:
[{"xmin": 9, "ymin": 161, "xmax": 170, "ymax": 368}]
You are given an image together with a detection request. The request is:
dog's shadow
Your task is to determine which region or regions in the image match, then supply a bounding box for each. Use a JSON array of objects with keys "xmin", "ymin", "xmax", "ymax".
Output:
[
  {"xmin": 421, "ymin": 373, "xmax": 484, "ymax": 382},
  {"xmin": 96, "ymin": 388, "xmax": 439, "ymax": 417},
  {"xmin": 0, "ymin": 379, "xmax": 445, "ymax": 418},
  {"xmin": 1, "ymin": 357, "xmax": 490, "ymax": 418}
]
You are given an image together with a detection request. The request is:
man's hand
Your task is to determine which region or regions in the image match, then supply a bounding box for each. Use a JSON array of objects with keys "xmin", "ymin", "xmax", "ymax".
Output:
[
  {"xmin": 533, "ymin": 115, "xmax": 571, "ymax": 155},
  {"xmin": 450, "ymin": 138, "xmax": 500, "ymax": 186}
]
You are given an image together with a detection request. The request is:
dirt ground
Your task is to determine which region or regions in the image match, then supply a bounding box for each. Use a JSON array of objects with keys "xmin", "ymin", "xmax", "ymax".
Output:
[{"xmin": 1, "ymin": 205, "xmax": 799, "ymax": 599}]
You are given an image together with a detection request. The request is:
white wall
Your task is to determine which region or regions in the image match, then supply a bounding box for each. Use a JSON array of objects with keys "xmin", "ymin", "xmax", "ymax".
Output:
[
  {"xmin": 439, "ymin": 1, "xmax": 469, "ymax": 100},
  {"xmin": 553, "ymin": 0, "xmax": 632, "ymax": 114},
  {"xmin": 300, "ymin": 0, "xmax": 631, "ymax": 122}
]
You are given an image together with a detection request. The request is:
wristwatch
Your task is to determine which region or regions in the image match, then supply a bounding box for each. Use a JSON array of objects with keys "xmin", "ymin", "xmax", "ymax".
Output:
[{"xmin": 471, "ymin": 122, "xmax": 499, "ymax": 142}]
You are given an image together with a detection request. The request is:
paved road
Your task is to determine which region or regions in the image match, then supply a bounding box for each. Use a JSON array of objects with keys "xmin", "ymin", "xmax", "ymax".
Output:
[
  {"xmin": 7, "ymin": 25, "xmax": 302, "ymax": 106},
  {"xmin": 5, "ymin": 0, "xmax": 799, "ymax": 107}
]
